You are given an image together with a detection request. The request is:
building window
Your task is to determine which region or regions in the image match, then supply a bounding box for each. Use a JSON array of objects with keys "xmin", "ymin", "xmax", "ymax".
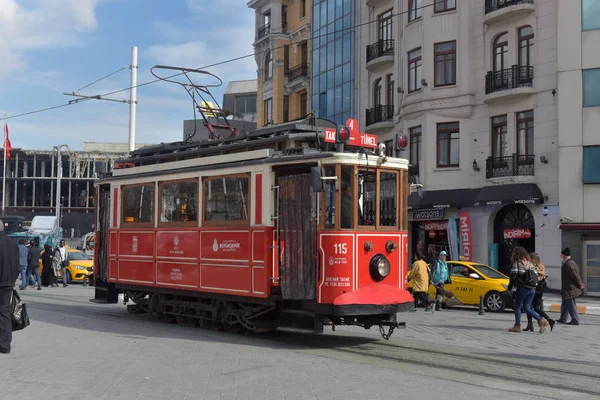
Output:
[
  {"xmin": 434, "ymin": 0, "xmax": 456, "ymax": 13},
  {"xmin": 518, "ymin": 26, "xmax": 534, "ymax": 68},
  {"xmin": 386, "ymin": 74, "xmax": 395, "ymax": 107},
  {"xmin": 434, "ymin": 41, "xmax": 456, "ymax": 87},
  {"xmin": 300, "ymin": 0, "xmax": 306, "ymax": 18},
  {"xmin": 378, "ymin": 9, "xmax": 393, "ymax": 41},
  {"xmin": 283, "ymin": 95, "xmax": 289, "ymax": 123},
  {"xmin": 493, "ymin": 33, "xmax": 508, "ymax": 72},
  {"xmin": 234, "ymin": 95, "xmax": 257, "ymax": 114},
  {"xmin": 264, "ymin": 51, "xmax": 272, "ymax": 81},
  {"xmin": 121, "ymin": 184, "xmax": 155, "ymax": 226},
  {"xmin": 516, "ymin": 110, "xmax": 534, "ymax": 156},
  {"xmin": 409, "ymin": 126, "xmax": 422, "ymax": 166},
  {"xmin": 583, "ymin": 68, "xmax": 600, "ymax": 107},
  {"xmin": 436, "ymin": 122, "xmax": 460, "ymax": 167},
  {"xmin": 384, "ymin": 139, "xmax": 394, "ymax": 156},
  {"xmin": 408, "ymin": 0, "xmax": 422, "ymax": 22},
  {"xmin": 373, "ymin": 78, "xmax": 382, "ymax": 106},
  {"xmin": 284, "ymin": 45, "xmax": 289, "ymax": 75},
  {"xmin": 159, "ymin": 179, "xmax": 198, "ymax": 225},
  {"xmin": 491, "ymin": 115, "xmax": 507, "ymax": 158},
  {"xmin": 582, "ymin": 0, "xmax": 600, "ymax": 31},
  {"xmin": 300, "ymin": 92, "xmax": 308, "ymax": 117},
  {"xmin": 583, "ymin": 146, "xmax": 600, "ymax": 183},
  {"xmin": 203, "ymin": 174, "xmax": 250, "ymax": 225},
  {"xmin": 319, "ymin": 92, "xmax": 327, "ymax": 118},
  {"xmin": 264, "ymin": 98, "xmax": 273, "ymax": 125},
  {"xmin": 408, "ymin": 48, "xmax": 422, "ymax": 93}
]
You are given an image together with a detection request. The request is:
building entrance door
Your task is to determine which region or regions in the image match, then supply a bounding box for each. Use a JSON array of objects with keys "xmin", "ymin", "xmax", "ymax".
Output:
[
  {"xmin": 493, "ymin": 204, "xmax": 535, "ymax": 276},
  {"xmin": 583, "ymin": 241, "xmax": 600, "ymax": 296}
]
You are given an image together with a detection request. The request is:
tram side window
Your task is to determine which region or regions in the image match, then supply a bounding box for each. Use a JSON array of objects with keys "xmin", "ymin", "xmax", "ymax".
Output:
[
  {"xmin": 204, "ymin": 175, "xmax": 250, "ymax": 224},
  {"xmin": 159, "ymin": 180, "xmax": 198, "ymax": 224},
  {"xmin": 122, "ymin": 184, "xmax": 155, "ymax": 225},
  {"xmin": 358, "ymin": 170, "xmax": 376, "ymax": 226},
  {"xmin": 324, "ymin": 166, "xmax": 336, "ymax": 229},
  {"xmin": 340, "ymin": 166, "xmax": 353, "ymax": 229},
  {"xmin": 379, "ymin": 172, "xmax": 398, "ymax": 226}
]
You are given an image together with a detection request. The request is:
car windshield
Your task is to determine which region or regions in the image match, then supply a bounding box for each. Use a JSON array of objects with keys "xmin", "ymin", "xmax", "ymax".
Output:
[
  {"xmin": 470, "ymin": 264, "xmax": 506, "ymax": 279},
  {"xmin": 69, "ymin": 252, "xmax": 91, "ymax": 260}
]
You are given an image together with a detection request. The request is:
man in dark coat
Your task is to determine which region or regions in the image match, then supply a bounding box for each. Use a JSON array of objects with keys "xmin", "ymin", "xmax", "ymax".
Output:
[
  {"xmin": 0, "ymin": 220, "xmax": 21, "ymax": 354},
  {"xmin": 557, "ymin": 247, "xmax": 584, "ymax": 325}
]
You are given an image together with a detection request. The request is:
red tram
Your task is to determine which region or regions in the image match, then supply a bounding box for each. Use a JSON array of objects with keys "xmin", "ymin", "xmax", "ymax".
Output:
[{"xmin": 91, "ymin": 67, "xmax": 414, "ymax": 340}]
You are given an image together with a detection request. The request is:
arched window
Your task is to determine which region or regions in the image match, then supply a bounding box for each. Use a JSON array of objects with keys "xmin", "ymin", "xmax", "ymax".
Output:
[
  {"xmin": 264, "ymin": 51, "xmax": 272, "ymax": 81},
  {"xmin": 493, "ymin": 33, "xmax": 508, "ymax": 72},
  {"xmin": 386, "ymin": 74, "xmax": 395, "ymax": 107},
  {"xmin": 518, "ymin": 26, "xmax": 534, "ymax": 68},
  {"xmin": 373, "ymin": 78, "xmax": 382, "ymax": 107}
]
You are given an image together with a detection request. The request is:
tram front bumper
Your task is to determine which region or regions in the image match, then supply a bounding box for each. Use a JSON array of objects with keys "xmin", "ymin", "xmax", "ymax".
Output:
[{"xmin": 332, "ymin": 283, "xmax": 414, "ymax": 316}]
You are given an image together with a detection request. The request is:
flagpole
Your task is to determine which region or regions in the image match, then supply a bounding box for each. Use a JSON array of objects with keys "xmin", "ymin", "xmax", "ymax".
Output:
[{"xmin": 2, "ymin": 114, "xmax": 7, "ymax": 214}]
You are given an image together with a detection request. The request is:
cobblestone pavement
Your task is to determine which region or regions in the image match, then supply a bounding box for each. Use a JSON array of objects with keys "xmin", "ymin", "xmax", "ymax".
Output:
[{"xmin": 0, "ymin": 285, "xmax": 598, "ymax": 400}]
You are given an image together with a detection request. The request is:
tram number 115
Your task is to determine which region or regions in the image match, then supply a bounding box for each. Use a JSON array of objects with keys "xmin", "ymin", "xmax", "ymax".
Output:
[{"xmin": 334, "ymin": 243, "xmax": 348, "ymax": 254}]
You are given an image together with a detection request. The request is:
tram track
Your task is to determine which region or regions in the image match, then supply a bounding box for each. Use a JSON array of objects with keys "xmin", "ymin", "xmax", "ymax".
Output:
[{"xmin": 22, "ymin": 292, "xmax": 600, "ymax": 398}]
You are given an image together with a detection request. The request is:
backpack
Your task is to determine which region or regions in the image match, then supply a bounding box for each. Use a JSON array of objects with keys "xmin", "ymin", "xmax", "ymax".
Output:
[{"xmin": 522, "ymin": 267, "xmax": 539, "ymax": 288}]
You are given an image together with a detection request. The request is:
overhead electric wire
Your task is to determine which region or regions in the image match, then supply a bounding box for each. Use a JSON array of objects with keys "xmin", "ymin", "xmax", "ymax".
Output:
[
  {"xmin": 4, "ymin": 1, "xmax": 439, "ymax": 121},
  {"xmin": 72, "ymin": 66, "xmax": 128, "ymax": 93}
]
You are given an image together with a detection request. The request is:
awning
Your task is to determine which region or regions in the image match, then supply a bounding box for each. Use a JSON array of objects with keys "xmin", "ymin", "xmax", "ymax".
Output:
[
  {"xmin": 409, "ymin": 188, "xmax": 481, "ymax": 210},
  {"xmin": 560, "ymin": 224, "xmax": 600, "ymax": 231},
  {"xmin": 474, "ymin": 183, "xmax": 543, "ymax": 207}
]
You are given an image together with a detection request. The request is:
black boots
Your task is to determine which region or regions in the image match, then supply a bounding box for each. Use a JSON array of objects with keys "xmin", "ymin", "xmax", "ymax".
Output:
[{"xmin": 523, "ymin": 322, "xmax": 534, "ymax": 332}]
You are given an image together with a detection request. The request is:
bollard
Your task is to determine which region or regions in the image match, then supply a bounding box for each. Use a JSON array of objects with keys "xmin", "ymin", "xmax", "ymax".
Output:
[
  {"xmin": 82, "ymin": 275, "xmax": 88, "ymax": 287},
  {"xmin": 478, "ymin": 295, "xmax": 485, "ymax": 315}
]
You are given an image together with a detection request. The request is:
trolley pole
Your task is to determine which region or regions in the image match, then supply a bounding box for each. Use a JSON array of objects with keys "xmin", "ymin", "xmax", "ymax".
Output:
[{"xmin": 128, "ymin": 46, "xmax": 138, "ymax": 152}]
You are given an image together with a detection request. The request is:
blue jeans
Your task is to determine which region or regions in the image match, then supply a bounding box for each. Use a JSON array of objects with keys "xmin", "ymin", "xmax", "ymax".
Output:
[
  {"xmin": 20, "ymin": 266, "xmax": 27, "ymax": 289},
  {"xmin": 514, "ymin": 286, "xmax": 541, "ymax": 324}
]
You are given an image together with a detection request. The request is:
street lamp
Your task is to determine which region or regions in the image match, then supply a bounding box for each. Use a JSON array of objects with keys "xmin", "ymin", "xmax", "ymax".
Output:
[{"xmin": 53, "ymin": 144, "xmax": 70, "ymax": 222}]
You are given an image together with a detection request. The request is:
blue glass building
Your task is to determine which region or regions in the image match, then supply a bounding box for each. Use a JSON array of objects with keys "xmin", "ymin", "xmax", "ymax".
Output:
[{"xmin": 311, "ymin": 0, "xmax": 355, "ymax": 125}]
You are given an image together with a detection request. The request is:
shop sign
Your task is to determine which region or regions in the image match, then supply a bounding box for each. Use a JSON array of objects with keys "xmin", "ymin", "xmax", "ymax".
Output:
[
  {"xmin": 323, "ymin": 118, "xmax": 378, "ymax": 149},
  {"xmin": 459, "ymin": 211, "xmax": 472, "ymax": 261},
  {"xmin": 503, "ymin": 228, "xmax": 532, "ymax": 239},
  {"xmin": 413, "ymin": 208, "xmax": 445, "ymax": 221},
  {"xmin": 424, "ymin": 221, "xmax": 448, "ymax": 231}
]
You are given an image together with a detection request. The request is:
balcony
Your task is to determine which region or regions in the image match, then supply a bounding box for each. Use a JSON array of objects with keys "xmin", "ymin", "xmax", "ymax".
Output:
[
  {"xmin": 484, "ymin": 65, "xmax": 533, "ymax": 103},
  {"xmin": 484, "ymin": 0, "xmax": 534, "ymax": 24},
  {"xmin": 366, "ymin": 40, "xmax": 394, "ymax": 70},
  {"xmin": 365, "ymin": 105, "xmax": 394, "ymax": 132},
  {"xmin": 366, "ymin": 0, "xmax": 392, "ymax": 7},
  {"xmin": 486, "ymin": 154, "xmax": 534, "ymax": 180},
  {"xmin": 285, "ymin": 63, "xmax": 310, "ymax": 92},
  {"xmin": 257, "ymin": 23, "xmax": 270, "ymax": 40}
]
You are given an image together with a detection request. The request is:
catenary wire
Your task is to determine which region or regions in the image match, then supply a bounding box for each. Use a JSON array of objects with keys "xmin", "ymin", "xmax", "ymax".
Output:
[
  {"xmin": 72, "ymin": 66, "xmax": 129, "ymax": 93},
  {"xmin": 4, "ymin": 0, "xmax": 440, "ymax": 121}
]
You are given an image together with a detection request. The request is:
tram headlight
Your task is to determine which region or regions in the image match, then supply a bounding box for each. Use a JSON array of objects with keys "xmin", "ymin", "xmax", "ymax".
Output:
[{"xmin": 369, "ymin": 254, "xmax": 391, "ymax": 282}]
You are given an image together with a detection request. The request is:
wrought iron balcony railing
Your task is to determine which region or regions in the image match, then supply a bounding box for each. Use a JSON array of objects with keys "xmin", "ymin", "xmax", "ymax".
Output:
[
  {"xmin": 485, "ymin": 65, "xmax": 533, "ymax": 95},
  {"xmin": 366, "ymin": 39, "xmax": 395, "ymax": 64},
  {"xmin": 366, "ymin": 105, "xmax": 394, "ymax": 126},
  {"xmin": 257, "ymin": 23, "xmax": 270, "ymax": 39},
  {"xmin": 287, "ymin": 63, "xmax": 309, "ymax": 81},
  {"xmin": 485, "ymin": 154, "xmax": 534, "ymax": 179},
  {"xmin": 485, "ymin": 0, "xmax": 534, "ymax": 14}
]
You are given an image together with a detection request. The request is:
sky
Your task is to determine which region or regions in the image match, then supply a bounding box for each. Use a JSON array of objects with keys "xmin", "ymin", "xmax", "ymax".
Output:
[{"xmin": 0, "ymin": 0, "xmax": 256, "ymax": 150}]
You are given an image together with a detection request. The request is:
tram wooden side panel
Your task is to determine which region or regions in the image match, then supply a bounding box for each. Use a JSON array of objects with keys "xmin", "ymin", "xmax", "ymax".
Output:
[{"xmin": 107, "ymin": 227, "xmax": 273, "ymax": 298}]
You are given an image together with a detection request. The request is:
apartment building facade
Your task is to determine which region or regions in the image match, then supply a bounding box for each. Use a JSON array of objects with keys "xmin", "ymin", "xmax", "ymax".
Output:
[
  {"xmin": 248, "ymin": 0, "xmax": 312, "ymax": 126},
  {"xmin": 557, "ymin": 0, "xmax": 600, "ymax": 295},
  {"xmin": 357, "ymin": 0, "xmax": 562, "ymax": 285}
]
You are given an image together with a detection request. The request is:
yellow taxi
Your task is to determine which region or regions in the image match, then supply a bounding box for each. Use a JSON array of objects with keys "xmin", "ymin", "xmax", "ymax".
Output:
[
  {"xmin": 39, "ymin": 249, "xmax": 94, "ymax": 284},
  {"xmin": 408, "ymin": 261, "xmax": 514, "ymax": 312}
]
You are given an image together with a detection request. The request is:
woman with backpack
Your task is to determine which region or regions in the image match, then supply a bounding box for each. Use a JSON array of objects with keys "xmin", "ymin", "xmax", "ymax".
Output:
[
  {"xmin": 508, "ymin": 246, "xmax": 548, "ymax": 333},
  {"xmin": 524, "ymin": 252, "xmax": 555, "ymax": 332},
  {"xmin": 431, "ymin": 250, "xmax": 450, "ymax": 311}
]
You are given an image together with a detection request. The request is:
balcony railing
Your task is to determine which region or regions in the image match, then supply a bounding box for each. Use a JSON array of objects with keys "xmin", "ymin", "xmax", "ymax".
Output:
[
  {"xmin": 287, "ymin": 63, "xmax": 309, "ymax": 81},
  {"xmin": 258, "ymin": 23, "xmax": 270, "ymax": 39},
  {"xmin": 366, "ymin": 105, "xmax": 394, "ymax": 126},
  {"xmin": 485, "ymin": 65, "xmax": 533, "ymax": 95},
  {"xmin": 485, "ymin": 154, "xmax": 534, "ymax": 179},
  {"xmin": 282, "ymin": 20, "xmax": 288, "ymax": 33},
  {"xmin": 366, "ymin": 39, "xmax": 395, "ymax": 64},
  {"xmin": 485, "ymin": 0, "xmax": 534, "ymax": 14}
]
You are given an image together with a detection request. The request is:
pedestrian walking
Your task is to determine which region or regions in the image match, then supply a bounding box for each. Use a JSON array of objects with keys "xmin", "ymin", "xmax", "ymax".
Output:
[
  {"xmin": 0, "ymin": 220, "xmax": 22, "ymax": 354},
  {"xmin": 41, "ymin": 244, "xmax": 58, "ymax": 287},
  {"xmin": 431, "ymin": 250, "xmax": 450, "ymax": 311},
  {"xmin": 409, "ymin": 248, "xmax": 435, "ymax": 313},
  {"xmin": 524, "ymin": 252, "xmax": 555, "ymax": 332},
  {"xmin": 508, "ymin": 246, "xmax": 548, "ymax": 333},
  {"xmin": 557, "ymin": 247, "xmax": 584, "ymax": 326},
  {"xmin": 54, "ymin": 239, "xmax": 70, "ymax": 287},
  {"xmin": 27, "ymin": 240, "xmax": 41, "ymax": 290},
  {"xmin": 17, "ymin": 239, "xmax": 29, "ymax": 290}
]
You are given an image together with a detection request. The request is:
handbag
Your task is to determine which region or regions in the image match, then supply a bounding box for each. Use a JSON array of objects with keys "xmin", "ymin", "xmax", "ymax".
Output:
[
  {"xmin": 537, "ymin": 277, "xmax": 549, "ymax": 293},
  {"xmin": 11, "ymin": 289, "xmax": 30, "ymax": 331}
]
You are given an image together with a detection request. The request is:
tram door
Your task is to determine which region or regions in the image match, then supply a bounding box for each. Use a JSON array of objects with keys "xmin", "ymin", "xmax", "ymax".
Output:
[
  {"xmin": 276, "ymin": 169, "xmax": 317, "ymax": 300},
  {"xmin": 94, "ymin": 184, "xmax": 117, "ymax": 303}
]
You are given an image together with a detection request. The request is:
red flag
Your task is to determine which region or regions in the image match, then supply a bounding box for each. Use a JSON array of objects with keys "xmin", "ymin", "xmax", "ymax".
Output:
[{"xmin": 4, "ymin": 122, "xmax": 11, "ymax": 161}]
